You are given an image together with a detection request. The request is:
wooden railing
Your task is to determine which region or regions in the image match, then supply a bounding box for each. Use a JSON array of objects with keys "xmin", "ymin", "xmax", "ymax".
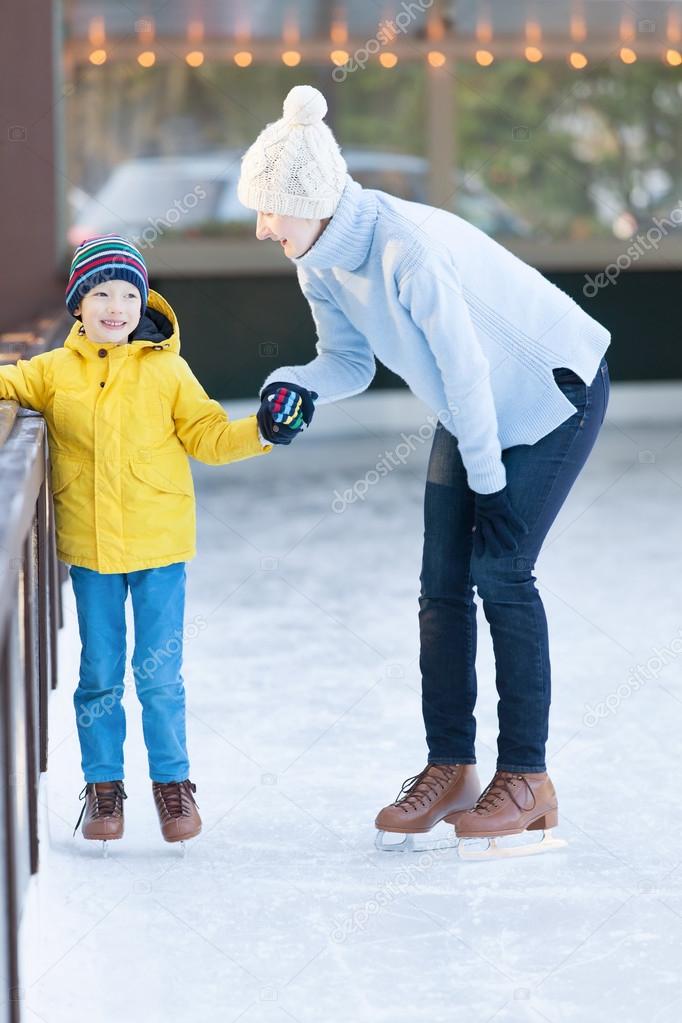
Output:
[{"xmin": 0, "ymin": 315, "xmax": 67, "ymax": 1023}]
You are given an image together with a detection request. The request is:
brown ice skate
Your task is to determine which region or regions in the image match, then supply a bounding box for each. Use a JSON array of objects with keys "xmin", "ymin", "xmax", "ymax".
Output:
[
  {"xmin": 73, "ymin": 781, "xmax": 127, "ymax": 854},
  {"xmin": 452, "ymin": 771, "xmax": 567, "ymax": 860},
  {"xmin": 374, "ymin": 763, "xmax": 480, "ymax": 851},
  {"xmin": 152, "ymin": 779, "xmax": 202, "ymax": 846}
]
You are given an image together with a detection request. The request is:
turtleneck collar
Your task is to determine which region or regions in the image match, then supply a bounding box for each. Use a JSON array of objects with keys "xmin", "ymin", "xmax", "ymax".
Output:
[{"xmin": 292, "ymin": 175, "xmax": 378, "ymax": 272}]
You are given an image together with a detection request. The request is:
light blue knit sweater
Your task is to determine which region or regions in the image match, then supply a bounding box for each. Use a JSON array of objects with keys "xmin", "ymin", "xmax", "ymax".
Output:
[{"xmin": 263, "ymin": 175, "xmax": 611, "ymax": 494}]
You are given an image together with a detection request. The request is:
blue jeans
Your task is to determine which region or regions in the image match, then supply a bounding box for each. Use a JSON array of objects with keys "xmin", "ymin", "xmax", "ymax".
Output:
[
  {"xmin": 70, "ymin": 562, "xmax": 190, "ymax": 783},
  {"xmin": 419, "ymin": 357, "xmax": 610, "ymax": 773}
]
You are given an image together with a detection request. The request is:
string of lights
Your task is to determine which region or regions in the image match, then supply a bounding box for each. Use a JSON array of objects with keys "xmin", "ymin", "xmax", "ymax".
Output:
[{"xmin": 72, "ymin": 4, "xmax": 682, "ymax": 70}]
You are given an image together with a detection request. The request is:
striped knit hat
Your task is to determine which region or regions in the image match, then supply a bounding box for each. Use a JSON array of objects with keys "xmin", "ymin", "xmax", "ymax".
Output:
[{"xmin": 65, "ymin": 235, "xmax": 149, "ymax": 317}]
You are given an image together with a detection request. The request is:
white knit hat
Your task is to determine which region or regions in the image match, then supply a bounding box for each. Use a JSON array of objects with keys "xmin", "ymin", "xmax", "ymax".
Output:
[{"xmin": 237, "ymin": 85, "xmax": 347, "ymax": 219}]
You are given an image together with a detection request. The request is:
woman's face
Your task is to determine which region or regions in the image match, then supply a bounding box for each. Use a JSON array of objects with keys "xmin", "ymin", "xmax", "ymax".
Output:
[
  {"xmin": 256, "ymin": 211, "xmax": 329, "ymax": 259},
  {"xmin": 74, "ymin": 280, "xmax": 142, "ymax": 344}
]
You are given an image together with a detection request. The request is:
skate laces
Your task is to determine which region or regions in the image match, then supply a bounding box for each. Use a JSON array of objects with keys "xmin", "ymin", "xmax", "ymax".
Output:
[
  {"xmin": 73, "ymin": 781, "xmax": 127, "ymax": 836},
  {"xmin": 154, "ymin": 780, "xmax": 199, "ymax": 820},
  {"xmin": 473, "ymin": 772, "xmax": 535, "ymax": 816},
  {"xmin": 394, "ymin": 765, "xmax": 458, "ymax": 812}
]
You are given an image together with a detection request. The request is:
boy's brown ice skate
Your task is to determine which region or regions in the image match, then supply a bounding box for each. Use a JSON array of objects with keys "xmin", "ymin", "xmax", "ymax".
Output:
[
  {"xmin": 152, "ymin": 779, "xmax": 202, "ymax": 847},
  {"xmin": 73, "ymin": 781, "xmax": 127, "ymax": 855}
]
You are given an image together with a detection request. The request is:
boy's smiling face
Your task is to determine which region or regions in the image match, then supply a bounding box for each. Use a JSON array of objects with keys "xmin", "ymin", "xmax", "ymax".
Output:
[{"xmin": 74, "ymin": 279, "xmax": 142, "ymax": 345}]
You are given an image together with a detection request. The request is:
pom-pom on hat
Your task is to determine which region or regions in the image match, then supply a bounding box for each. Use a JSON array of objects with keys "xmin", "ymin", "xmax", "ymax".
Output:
[
  {"xmin": 237, "ymin": 85, "xmax": 347, "ymax": 219},
  {"xmin": 65, "ymin": 234, "xmax": 149, "ymax": 317}
]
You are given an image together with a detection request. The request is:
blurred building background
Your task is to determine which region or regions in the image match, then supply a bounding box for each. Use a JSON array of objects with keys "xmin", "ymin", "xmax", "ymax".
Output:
[{"xmin": 2, "ymin": 0, "xmax": 682, "ymax": 393}]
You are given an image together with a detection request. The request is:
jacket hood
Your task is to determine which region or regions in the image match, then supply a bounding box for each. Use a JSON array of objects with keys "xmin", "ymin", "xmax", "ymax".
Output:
[{"xmin": 64, "ymin": 289, "xmax": 180, "ymax": 356}]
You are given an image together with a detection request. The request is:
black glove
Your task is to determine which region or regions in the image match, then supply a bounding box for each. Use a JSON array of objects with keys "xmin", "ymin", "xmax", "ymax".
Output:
[
  {"xmin": 257, "ymin": 381, "xmax": 318, "ymax": 445},
  {"xmin": 473, "ymin": 487, "xmax": 528, "ymax": 558}
]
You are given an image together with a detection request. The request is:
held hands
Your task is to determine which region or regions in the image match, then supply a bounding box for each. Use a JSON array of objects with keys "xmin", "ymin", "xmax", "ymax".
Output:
[
  {"xmin": 257, "ymin": 381, "xmax": 318, "ymax": 445},
  {"xmin": 473, "ymin": 486, "xmax": 529, "ymax": 558}
]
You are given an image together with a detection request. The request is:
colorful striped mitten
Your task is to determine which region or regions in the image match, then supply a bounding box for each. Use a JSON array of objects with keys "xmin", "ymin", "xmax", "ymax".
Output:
[{"xmin": 257, "ymin": 382, "xmax": 318, "ymax": 445}]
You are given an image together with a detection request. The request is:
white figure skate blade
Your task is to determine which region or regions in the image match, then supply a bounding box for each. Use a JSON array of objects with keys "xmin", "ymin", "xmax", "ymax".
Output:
[
  {"xmin": 375, "ymin": 821, "xmax": 459, "ymax": 853},
  {"xmin": 457, "ymin": 829, "xmax": 568, "ymax": 861}
]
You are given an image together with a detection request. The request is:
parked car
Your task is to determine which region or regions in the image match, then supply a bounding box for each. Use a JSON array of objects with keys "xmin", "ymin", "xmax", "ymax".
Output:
[{"xmin": 67, "ymin": 150, "xmax": 244, "ymax": 245}]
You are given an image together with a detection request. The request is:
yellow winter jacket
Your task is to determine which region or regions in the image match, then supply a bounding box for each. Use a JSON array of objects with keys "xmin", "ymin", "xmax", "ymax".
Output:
[{"xmin": 0, "ymin": 290, "xmax": 271, "ymax": 573}]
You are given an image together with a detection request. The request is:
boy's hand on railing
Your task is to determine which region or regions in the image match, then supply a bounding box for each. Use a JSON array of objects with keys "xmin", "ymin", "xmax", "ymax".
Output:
[{"xmin": 257, "ymin": 382, "xmax": 318, "ymax": 445}]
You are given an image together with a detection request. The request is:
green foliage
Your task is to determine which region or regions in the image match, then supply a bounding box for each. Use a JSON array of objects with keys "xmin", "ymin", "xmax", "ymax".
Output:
[{"xmin": 456, "ymin": 60, "xmax": 682, "ymax": 237}]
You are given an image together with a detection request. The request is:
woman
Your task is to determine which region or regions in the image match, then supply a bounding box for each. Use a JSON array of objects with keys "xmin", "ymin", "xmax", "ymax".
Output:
[{"xmin": 242, "ymin": 86, "xmax": 610, "ymax": 856}]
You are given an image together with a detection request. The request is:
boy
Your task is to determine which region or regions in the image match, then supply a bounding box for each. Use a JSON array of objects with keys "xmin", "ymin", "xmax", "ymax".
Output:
[{"xmin": 0, "ymin": 235, "xmax": 314, "ymax": 847}]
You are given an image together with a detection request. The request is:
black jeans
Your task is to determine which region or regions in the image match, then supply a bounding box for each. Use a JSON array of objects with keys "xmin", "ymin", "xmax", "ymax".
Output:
[{"xmin": 419, "ymin": 357, "xmax": 610, "ymax": 772}]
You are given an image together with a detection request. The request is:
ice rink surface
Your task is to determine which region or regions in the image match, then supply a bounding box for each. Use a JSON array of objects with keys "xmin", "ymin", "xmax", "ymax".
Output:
[{"xmin": 21, "ymin": 385, "xmax": 682, "ymax": 1023}]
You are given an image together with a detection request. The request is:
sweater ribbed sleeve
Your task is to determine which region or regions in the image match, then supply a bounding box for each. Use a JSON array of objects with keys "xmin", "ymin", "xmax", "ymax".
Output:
[
  {"xmin": 397, "ymin": 249, "xmax": 506, "ymax": 494},
  {"xmin": 262, "ymin": 268, "xmax": 376, "ymax": 403}
]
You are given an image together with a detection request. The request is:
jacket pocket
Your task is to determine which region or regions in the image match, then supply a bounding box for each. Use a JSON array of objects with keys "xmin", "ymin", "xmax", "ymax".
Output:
[
  {"xmin": 52, "ymin": 391, "xmax": 94, "ymax": 442},
  {"xmin": 50, "ymin": 457, "xmax": 83, "ymax": 494},
  {"xmin": 122, "ymin": 392, "xmax": 167, "ymax": 448},
  {"xmin": 129, "ymin": 456, "xmax": 193, "ymax": 497}
]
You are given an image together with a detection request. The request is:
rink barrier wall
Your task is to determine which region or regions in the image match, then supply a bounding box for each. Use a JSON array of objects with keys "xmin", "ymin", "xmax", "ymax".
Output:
[{"xmin": 0, "ymin": 316, "xmax": 67, "ymax": 1023}]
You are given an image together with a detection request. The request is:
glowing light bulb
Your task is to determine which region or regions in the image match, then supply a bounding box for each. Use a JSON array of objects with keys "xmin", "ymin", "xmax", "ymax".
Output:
[
  {"xmin": 330, "ymin": 50, "xmax": 349, "ymax": 66},
  {"xmin": 379, "ymin": 52, "xmax": 398, "ymax": 68},
  {"xmin": 475, "ymin": 49, "xmax": 494, "ymax": 66},
  {"xmin": 569, "ymin": 51, "xmax": 588, "ymax": 69}
]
